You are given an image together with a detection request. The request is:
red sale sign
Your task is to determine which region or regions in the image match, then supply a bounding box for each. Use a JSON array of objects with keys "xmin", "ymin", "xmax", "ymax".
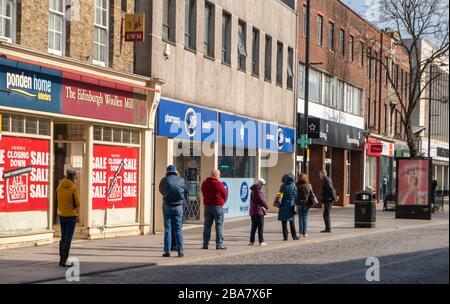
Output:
[
  {"xmin": 0, "ymin": 136, "xmax": 49, "ymax": 212},
  {"xmin": 92, "ymin": 145, "xmax": 139, "ymax": 210}
]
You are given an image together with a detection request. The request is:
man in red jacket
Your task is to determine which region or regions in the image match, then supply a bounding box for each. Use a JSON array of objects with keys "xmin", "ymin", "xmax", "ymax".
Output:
[{"xmin": 201, "ymin": 169, "xmax": 228, "ymax": 250}]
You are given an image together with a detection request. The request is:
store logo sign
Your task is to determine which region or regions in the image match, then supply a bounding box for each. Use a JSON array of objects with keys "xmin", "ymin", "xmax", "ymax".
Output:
[
  {"xmin": 107, "ymin": 177, "xmax": 122, "ymax": 202},
  {"xmin": 240, "ymin": 182, "xmax": 249, "ymax": 203},
  {"xmin": 277, "ymin": 128, "xmax": 285, "ymax": 150},
  {"xmin": 6, "ymin": 175, "xmax": 29, "ymax": 203},
  {"xmin": 184, "ymin": 108, "xmax": 198, "ymax": 137},
  {"xmin": 346, "ymin": 135, "xmax": 360, "ymax": 147},
  {"xmin": 6, "ymin": 72, "xmax": 53, "ymax": 102}
]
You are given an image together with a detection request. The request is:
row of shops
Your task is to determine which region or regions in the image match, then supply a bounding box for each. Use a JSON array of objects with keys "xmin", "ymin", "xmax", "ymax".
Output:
[{"xmin": 0, "ymin": 53, "xmax": 296, "ymax": 248}]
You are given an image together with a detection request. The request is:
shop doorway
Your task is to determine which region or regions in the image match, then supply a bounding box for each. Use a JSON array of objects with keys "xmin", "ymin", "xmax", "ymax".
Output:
[
  {"xmin": 174, "ymin": 141, "xmax": 202, "ymax": 223},
  {"xmin": 53, "ymin": 124, "xmax": 87, "ymax": 226},
  {"xmin": 325, "ymin": 147, "xmax": 333, "ymax": 177}
]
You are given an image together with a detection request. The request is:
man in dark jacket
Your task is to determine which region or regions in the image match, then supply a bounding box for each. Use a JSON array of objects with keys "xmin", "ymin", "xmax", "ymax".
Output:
[
  {"xmin": 319, "ymin": 169, "xmax": 338, "ymax": 233},
  {"xmin": 159, "ymin": 165, "xmax": 187, "ymax": 257},
  {"xmin": 201, "ymin": 169, "xmax": 228, "ymax": 250}
]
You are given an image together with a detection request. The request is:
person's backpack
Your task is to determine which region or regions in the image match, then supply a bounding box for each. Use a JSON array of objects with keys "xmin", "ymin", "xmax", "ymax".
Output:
[{"xmin": 306, "ymin": 190, "xmax": 318, "ymax": 209}]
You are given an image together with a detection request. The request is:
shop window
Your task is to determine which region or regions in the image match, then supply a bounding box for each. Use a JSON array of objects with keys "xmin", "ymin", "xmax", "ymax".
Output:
[
  {"xmin": 203, "ymin": 1, "xmax": 214, "ymax": 57},
  {"xmin": 276, "ymin": 41, "xmax": 283, "ymax": 85},
  {"xmin": 26, "ymin": 117, "xmax": 38, "ymax": 134},
  {"xmin": 287, "ymin": 47, "xmax": 294, "ymax": 89},
  {"xmin": 184, "ymin": 0, "xmax": 197, "ymax": 50},
  {"xmin": 221, "ymin": 11, "xmax": 231, "ymax": 64},
  {"xmin": 316, "ymin": 15, "xmax": 323, "ymax": 46},
  {"xmin": 94, "ymin": 125, "xmax": 102, "ymax": 141},
  {"xmin": 11, "ymin": 115, "xmax": 24, "ymax": 133},
  {"xmin": 131, "ymin": 130, "xmax": 140, "ymax": 144},
  {"xmin": 122, "ymin": 129, "xmax": 131, "ymax": 143},
  {"xmin": 102, "ymin": 127, "xmax": 112, "ymax": 141},
  {"xmin": 39, "ymin": 119, "xmax": 50, "ymax": 136},
  {"xmin": 264, "ymin": 34, "xmax": 272, "ymax": 81},
  {"xmin": 1, "ymin": 113, "xmax": 10, "ymax": 131},
  {"xmin": 163, "ymin": 0, "xmax": 176, "ymax": 43},
  {"xmin": 219, "ymin": 146, "xmax": 256, "ymax": 178},
  {"xmin": 113, "ymin": 128, "xmax": 122, "ymax": 142},
  {"xmin": 251, "ymin": 27, "xmax": 260, "ymax": 76}
]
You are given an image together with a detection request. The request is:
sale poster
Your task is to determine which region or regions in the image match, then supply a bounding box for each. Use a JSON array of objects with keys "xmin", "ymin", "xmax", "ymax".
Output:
[
  {"xmin": 92, "ymin": 145, "xmax": 139, "ymax": 210},
  {"xmin": 397, "ymin": 159, "xmax": 430, "ymax": 206},
  {"xmin": 0, "ymin": 136, "xmax": 49, "ymax": 212}
]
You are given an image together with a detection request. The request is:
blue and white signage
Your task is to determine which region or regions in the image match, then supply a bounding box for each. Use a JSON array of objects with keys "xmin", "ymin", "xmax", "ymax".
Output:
[
  {"xmin": 0, "ymin": 58, "xmax": 62, "ymax": 113},
  {"xmin": 261, "ymin": 123, "xmax": 295, "ymax": 153},
  {"xmin": 219, "ymin": 113, "xmax": 259, "ymax": 149},
  {"xmin": 221, "ymin": 178, "xmax": 254, "ymax": 218},
  {"xmin": 157, "ymin": 98, "xmax": 218, "ymax": 142}
]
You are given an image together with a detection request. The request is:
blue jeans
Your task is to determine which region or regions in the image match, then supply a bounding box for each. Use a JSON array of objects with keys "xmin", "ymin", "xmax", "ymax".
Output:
[
  {"xmin": 59, "ymin": 216, "xmax": 77, "ymax": 245},
  {"xmin": 203, "ymin": 205, "xmax": 224, "ymax": 247},
  {"xmin": 297, "ymin": 205, "xmax": 309, "ymax": 235},
  {"xmin": 163, "ymin": 204, "xmax": 184, "ymax": 253}
]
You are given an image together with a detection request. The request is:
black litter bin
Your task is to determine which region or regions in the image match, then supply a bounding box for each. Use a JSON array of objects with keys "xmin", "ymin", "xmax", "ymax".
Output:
[{"xmin": 354, "ymin": 191, "xmax": 376, "ymax": 228}]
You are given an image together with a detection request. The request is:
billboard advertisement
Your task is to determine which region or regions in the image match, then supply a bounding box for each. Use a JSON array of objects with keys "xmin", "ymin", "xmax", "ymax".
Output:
[
  {"xmin": 92, "ymin": 145, "xmax": 139, "ymax": 210},
  {"xmin": 0, "ymin": 136, "xmax": 49, "ymax": 212},
  {"xmin": 397, "ymin": 159, "xmax": 430, "ymax": 206}
]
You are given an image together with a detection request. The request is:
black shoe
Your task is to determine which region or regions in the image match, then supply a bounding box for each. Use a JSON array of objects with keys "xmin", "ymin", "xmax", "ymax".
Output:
[
  {"xmin": 283, "ymin": 238, "xmax": 288, "ymax": 241},
  {"xmin": 201, "ymin": 245, "xmax": 208, "ymax": 250},
  {"xmin": 162, "ymin": 252, "xmax": 171, "ymax": 257},
  {"xmin": 216, "ymin": 246, "xmax": 227, "ymax": 250},
  {"xmin": 320, "ymin": 230, "xmax": 331, "ymax": 233},
  {"xmin": 293, "ymin": 236, "xmax": 299, "ymax": 240},
  {"xmin": 178, "ymin": 252, "xmax": 184, "ymax": 258}
]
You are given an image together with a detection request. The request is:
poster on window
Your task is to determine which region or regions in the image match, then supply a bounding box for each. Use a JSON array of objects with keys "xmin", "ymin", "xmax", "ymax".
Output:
[
  {"xmin": 92, "ymin": 145, "xmax": 139, "ymax": 210},
  {"xmin": 397, "ymin": 159, "xmax": 430, "ymax": 206},
  {"xmin": 0, "ymin": 136, "xmax": 49, "ymax": 212}
]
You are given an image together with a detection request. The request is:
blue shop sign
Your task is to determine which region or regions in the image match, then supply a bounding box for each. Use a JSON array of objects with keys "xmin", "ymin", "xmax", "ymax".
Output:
[
  {"xmin": 157, "ymin": 98, "xmax": 218, "ymax": 142},
  {"xmin": 219, "ymin": 113, "xmax": 259, "ymax": 149},
  {"xmin": 0, "ymin": 58, "xmax": 62, "ymax": 113},
  {"xmin": 261, "ymin": 122, "xmax": 295, "ymax": 153}
]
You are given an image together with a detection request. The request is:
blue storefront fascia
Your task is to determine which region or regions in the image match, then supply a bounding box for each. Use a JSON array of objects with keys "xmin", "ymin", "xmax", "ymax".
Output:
[
  {"xmin": 0, "ymin": 57, "xmax": 62, "ymax": 114},
  {"xmin": 156, "ymin": 98, "xmax": 295, "ymax": 153}
]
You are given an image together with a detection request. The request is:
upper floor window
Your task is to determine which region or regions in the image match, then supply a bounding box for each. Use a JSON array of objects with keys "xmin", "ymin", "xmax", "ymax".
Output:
[
  {"xmin": 252, "ymin": 27, "xmax": 260, "ymax": 76},
  {"xmin": 221, "ymin": 11, "xmax": 231, "ymax": 65},
  {"xmin": 264, "ymin": 35, "xmax": 272, "ymax": 81},
  {"xmin": 0, "ymin": 0, "xmax": 15, "ymax": 42},
  {"xmin": 163, "ymin": 0, "xmax": 176, "ymax": 43},
  {"xmin": 349, "ymin": 35, "xmax": 354, "ymax": 62},
  {"xmin": 184, "ymin": 0, "xmax": 197, "ymax": 50},
  {"xmin": 237, "ymin": 20, "xmax": 247, "ymax": 70},
  {"xmin": 276, "ymin": 41, "xmax": 283, "ymax": 85},
  {"xmin": 302, "ymin": 5, "xmax": 307, "ymax": 38},
  {"xmin": 287, "ymin": 47, "xmax": 294, "ymax": 89},
  {"xmin": 317, "ymin": 15, "xmax": 323, "ymax": 46},
  {"xmin": 339, "ymin": 29, "xmax": 345, "ymax": 58},
  {"xmin": 358, "ymin": 41, "xmax": 364, "ymax": 67},
  {"xmin": 48, "ymin": 0, "xmax": 65, "ymax": 56},
  {"xmin": 93, "ymin": 0, "xmax": 108, "ymax": 66},
  {"xmin": 328, "ymin": 22, "xmax": 334, "ymax": 52},
  {"xmin": 204, "ymin": 1, "xmax": 214, "ymax": 57}
]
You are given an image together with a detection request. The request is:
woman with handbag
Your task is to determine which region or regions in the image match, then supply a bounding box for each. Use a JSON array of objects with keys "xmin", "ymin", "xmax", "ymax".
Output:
[
  {"xmin": 295, "ymin": 173, "xmax": 315, "ymax": 237},
  {"xmin": 249, "ymin": 178, "xmax": 269, "ymax": 246},
  {"xmin": 277, "ymin": 174, "xmax": 299, "ymax": 241}
]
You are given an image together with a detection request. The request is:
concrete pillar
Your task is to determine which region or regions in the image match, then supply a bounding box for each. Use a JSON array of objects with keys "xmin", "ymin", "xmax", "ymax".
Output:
[
  {"xmin": 332, "ymin": 148, "xmax": 347, "ymax": 207},
  {"xmin": 154, "ymin": 137, "xmax": 174, "ymax": 233},
  {"xmin": 139, "ymin": 129, "xmax": 153, "ymax": 235},
  {"xmin": 266, "ymin": 152, "xmax": 295, "ymax": 213},
  {"xmin": 309, "ymin": 145, "xmax": 325, "ymax": 203}
]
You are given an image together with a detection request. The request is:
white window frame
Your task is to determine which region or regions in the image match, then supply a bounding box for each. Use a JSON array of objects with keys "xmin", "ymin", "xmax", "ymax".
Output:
[
  {"xmin": 48, "ymin": 0, "xmax": 65, "ymax": 56},
  {"xmin": 93, "ymin": 0, "xmax": 109, "ymax": 67},
  {"xmin": 0, "ymin": 0, "xmax": 16, "ymax": 43}
]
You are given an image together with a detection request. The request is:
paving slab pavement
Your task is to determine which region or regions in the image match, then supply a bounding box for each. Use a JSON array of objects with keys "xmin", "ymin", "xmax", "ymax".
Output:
[{"xmin": 0, "ymin": 206, "xmax": 448, "ymax": 284}]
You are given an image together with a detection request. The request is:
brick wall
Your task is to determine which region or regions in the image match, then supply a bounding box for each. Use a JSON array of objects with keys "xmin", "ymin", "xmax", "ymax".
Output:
[{"xmin": 16, "ymin": 0, "xmax": 134, "ymax": 73}]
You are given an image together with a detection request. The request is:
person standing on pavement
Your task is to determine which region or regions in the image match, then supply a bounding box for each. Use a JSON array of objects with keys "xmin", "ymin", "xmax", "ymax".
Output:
[
  {"xmin": 171, "ymin": 184, "xmax": 189, "ymax": 252},
  {"xmin": 319, "ymin": 169, "xmax": 338, "ymax": 233},
  {"xmin": 278, "ymin": 174, "xmax": 299, "ymax": 241},
  {"xmin": 249, "ymin": 178, "xmax": 269, "ymax": 246},
  {"xmin": 56, "ymin": 168, "xmax": 80, "ymax": 267},
  {"xmin": 159, "ymin": 165, "xmax": 187, "ymax": 258},
  {"xmin": 295, "ymin": 173, "xmax": 313, "ymax": 237},
  {"xmin": 201, "ymin": 169, "xmax": 228, "ymax": 250}
]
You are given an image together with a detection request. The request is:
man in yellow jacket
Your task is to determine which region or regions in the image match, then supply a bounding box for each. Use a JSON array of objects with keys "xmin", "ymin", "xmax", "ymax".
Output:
[{"xmin": 56, "ymin": 168, "xmax": 80, "ymax": 267}]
